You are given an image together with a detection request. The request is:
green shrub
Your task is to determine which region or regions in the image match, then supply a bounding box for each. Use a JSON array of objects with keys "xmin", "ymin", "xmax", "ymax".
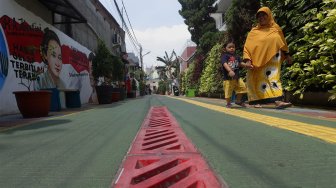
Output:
[{"xmin": 285, "ymin": 0, "xmax": 336, "ymax": 100}]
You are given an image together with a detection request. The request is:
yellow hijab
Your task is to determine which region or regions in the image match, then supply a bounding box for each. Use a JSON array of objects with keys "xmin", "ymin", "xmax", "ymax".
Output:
[{"xmin": 243, "ymin": 7, "xmax": 289, "ymax": 67}]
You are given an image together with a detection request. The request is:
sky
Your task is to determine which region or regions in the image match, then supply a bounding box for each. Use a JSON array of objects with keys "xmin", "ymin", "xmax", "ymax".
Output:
[{"xmin": 99, "ymin": 0, "xmax": 193, "ymax": 68}]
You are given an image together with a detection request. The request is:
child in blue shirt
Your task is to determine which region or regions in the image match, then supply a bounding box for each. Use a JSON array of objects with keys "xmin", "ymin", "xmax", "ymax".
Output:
[{"xmin": 221, "ymin": 40, "xmax": 253, "ymax": 108}]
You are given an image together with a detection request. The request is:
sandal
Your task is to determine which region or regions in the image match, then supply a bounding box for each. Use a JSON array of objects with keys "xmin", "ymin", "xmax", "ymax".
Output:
[
  {"xmin": 254, "ymin": 104, "xmax": 262, "ymax": 108},
  {"xmin": 275, "ymin": 102, "xmax": 292, "ymax": 109},
  {"xmin": 226, "ymin": 103, "xmax": 232, "ymax": 108},
  {"xmin": 235, "ymin": 101, "xmax": 247, "ymax": 108}
]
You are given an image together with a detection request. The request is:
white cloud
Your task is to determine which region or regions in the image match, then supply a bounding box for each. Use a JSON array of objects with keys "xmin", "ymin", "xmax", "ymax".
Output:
[{"xmin": 126, "ymin": 24, "xmax": 191, "ymax": 67}]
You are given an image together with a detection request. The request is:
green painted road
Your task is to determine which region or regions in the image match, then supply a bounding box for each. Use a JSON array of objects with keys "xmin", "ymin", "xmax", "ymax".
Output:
[{"xmin": 1, "ymin": 95, "xmax": 335, "ymax": 188}]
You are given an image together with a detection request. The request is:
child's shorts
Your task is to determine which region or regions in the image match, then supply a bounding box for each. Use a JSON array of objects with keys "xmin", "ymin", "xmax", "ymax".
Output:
[{"xmin": 223, "ymin": 78, "xmax": 247, "ymax": 98}]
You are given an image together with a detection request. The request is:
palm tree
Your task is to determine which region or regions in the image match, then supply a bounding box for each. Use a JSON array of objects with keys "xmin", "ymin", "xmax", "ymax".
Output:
[
  {"xmin": 157, "ymin": 50, "xmax": 179, "ymax": 94},
  {"xmin": 156, "ymin": 50, "xmax": 179, "ymax": 80}
]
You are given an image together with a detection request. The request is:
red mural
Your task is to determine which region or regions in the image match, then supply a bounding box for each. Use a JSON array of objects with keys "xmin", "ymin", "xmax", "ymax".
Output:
[
  {"xmin": 0, "ymin": 15, "xmax": 43, "ymax": 63},
  {"xmin": 0, "ymin": 15, "xmax": 90, "ymax": 76},
  {"xmin": 62, "ymin": 45, "xmax": 89, "ymax": 73}
]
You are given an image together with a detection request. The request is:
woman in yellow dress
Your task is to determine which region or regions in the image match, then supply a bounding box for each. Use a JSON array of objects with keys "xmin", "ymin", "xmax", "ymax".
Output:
[{"xmin": 243, "ymin": 7, "xmax": 292, "ymax": 109}]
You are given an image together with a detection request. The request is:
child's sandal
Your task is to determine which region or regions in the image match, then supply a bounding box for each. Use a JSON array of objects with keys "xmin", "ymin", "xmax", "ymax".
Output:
[{"xmin": 235, "ymin": 101, "xmax": 247, "ymax": 107}]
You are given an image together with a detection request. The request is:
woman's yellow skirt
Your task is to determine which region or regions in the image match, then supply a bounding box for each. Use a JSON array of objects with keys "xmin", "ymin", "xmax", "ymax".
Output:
[{"xmin": 246, "ymin": 52, "xmax": 284, "ymax": 104}]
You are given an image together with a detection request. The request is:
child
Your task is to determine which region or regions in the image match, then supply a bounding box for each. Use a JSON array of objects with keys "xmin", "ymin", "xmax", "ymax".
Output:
[{"xmin": 221, "ymin": 40, "xmax": 253, "ymax": 108}]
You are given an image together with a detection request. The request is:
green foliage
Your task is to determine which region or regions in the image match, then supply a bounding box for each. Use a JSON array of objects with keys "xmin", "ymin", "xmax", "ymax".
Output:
[
  {"xmin": 139, "ymin": 81, "xmax": 146, "ymax": 95},
  {"xmin": 92, "ymin": 40, "xmax": 113, "ymax": 85},
  {"xmin": 199, "ymin": 43, "xmax": 223, "ymax": 94},
  {"xmin": 198, "ymin": 31, "xmax": 222, "ymax": 54},
  {"xmin": 158, "ymin": 80, "xmax": 167, "ymax": 94},
  {"xmin": 190, "ymin": 54, "xmax": 204, "ymax": 92},
  {"xmin": 285, "ymin": 0, "xmax": 336, "ymax": 100},
  {"xmin": 111, "ymin": 55, "xmax": 124, "ymax": 82},
  {"xmin": 181, "ymin": 63, "xmax": 197, "ymax": 93},
  {"xmin": 260, "ymin": 0, "xmax": 322, "ymax": 49},
  {"xmin": 224, "ymin": 0, "xmax": 260, "ymax": 51},
  {"xmin": 156, "ymin": 66, "xmax": 168, "ymax": 81},
  {"xmin": 179, "ymin": 71, "xmax": 185, "ymax": 94},
  {"xmin": 178, "ymin": 0, "xmax": 218, "ymax": 54},
  {"xmin": 156, "ymin": 50, "xmax": 179, "ymax": 80}
]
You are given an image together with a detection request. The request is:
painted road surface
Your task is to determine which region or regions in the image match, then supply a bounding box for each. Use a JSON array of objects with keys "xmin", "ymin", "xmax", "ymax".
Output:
[{"xmin": 0, "ymin": 95, "xmax": 335, "ymax": 188}]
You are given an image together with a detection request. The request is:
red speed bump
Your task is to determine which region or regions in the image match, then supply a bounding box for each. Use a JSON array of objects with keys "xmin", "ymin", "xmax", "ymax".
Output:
[
  {"xmin": 129, "ymin": 128, "xmax": 198, "ymax": 154},
  {"xmin": 113, "ymin": 154, "xmax": 226, "ymax": 188},
  {"xmin": 141, "ymin": 107, "xmax": 180, "ymax": 129},
  {"xmin": 112, "ymin": 106, "xmax": 227, "ymax": 188}
]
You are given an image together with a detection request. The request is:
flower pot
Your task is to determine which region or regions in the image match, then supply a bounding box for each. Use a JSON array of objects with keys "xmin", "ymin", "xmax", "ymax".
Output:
[
  {"xmin": 127, "ymin": 91, "xmax": 136, "ymax": 98},
  {"xmin": 95, "ymin": 85, "xmax": 113, "ymax": 104},
  {"xmin": 13, "ymin": 90, "xmax": 52, "ymax": 118},
  {"xmin": 111, "ymin": 91, "xmax": 120, "ymax": 102}
]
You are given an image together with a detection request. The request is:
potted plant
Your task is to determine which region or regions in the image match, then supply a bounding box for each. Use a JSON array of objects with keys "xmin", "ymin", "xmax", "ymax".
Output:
[
  {"xmin": 111, "ymin": 55, "xmax": 125, "ymax": 102},
  {"xmin": 13, "ymin": 68, "xmax": 52, "ymax": 118},
  {"xmin": 92, "ymin": 40, "xmax": 114, "ymax": 104}
]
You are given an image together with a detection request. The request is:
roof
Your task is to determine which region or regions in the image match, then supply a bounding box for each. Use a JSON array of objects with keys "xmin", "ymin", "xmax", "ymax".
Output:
[{"xmin": 179, "ymin": 46, "xmax": 196, "ymax": 62}]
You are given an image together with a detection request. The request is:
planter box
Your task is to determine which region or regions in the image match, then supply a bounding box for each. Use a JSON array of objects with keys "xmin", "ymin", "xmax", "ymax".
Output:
[
  {"xmin": 111, "ymin": 92, "xmax": 120, "ymax": 102},
  {"xmin": 127, "ymin": 91, "xmax": 136, "ymax": 98},
  {"xmin": 96, "ymin": 85, "xmax": 113, "ymax": 104},
  {"xmin": 13, "ymin": 91, "xmax": 52, "ymax": 118},
  {"xmin": 285, "ymin": 91, "xmax": 336, "ymax": 107}
]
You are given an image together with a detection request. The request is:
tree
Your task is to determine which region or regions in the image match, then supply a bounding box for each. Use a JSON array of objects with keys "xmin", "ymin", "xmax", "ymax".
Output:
[
  {"xmin": 156, "ymin": 50, "xmax": 179, "ymax": 80},
  {"xmin": 178, "ymin": 0, "xmax": 219, "ymax": 54},
  {"xmin": 224, "ymin": 0, "xmax": 260, "ymax": 52}
]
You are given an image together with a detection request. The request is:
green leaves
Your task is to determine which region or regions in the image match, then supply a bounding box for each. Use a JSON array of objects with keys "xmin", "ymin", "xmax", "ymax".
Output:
[
  {"xmin": 92, "ymin": 40, "xmax": 114, "ymax": 86},
  {"xmin": 199, "ymin": 43, "xmax": 223, "ymax": 94},
  {"xmin": 286, "ymin": 0, "xmax": 336, "ymax": 99}
]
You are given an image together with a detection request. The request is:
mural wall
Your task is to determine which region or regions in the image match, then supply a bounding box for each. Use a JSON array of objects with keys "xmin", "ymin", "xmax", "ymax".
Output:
[{"xmin": 0, "ymin": 0, "xmax": 95, "ymax": 115}]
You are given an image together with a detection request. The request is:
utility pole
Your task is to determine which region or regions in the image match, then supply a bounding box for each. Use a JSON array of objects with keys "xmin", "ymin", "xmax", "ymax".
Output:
[
  {"xmin": 139, "ymin": 45, "xmax": 151, "ymax": 70},
  {"xmin": 140, "ymin": 45, "xmax": 143, "ymax": 71},
  {"xmin": 139, "ymin": 45, "xmax": 150, "ymax": 81}
]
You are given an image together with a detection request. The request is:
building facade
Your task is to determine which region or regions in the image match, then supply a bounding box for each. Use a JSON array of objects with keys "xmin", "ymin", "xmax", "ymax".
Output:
[
  {"xmin": 0, "ymin": 0, "xmax": 125, "ymax": 115},
  {"xmin": 210, "ymin": 0, "xmax": 232, "ymax": 31}
]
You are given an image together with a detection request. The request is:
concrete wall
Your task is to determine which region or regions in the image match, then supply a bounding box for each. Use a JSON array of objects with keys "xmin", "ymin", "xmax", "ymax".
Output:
[{"xmin": 14, "ymin": 0, "xmax": 126, "ymax": 55}]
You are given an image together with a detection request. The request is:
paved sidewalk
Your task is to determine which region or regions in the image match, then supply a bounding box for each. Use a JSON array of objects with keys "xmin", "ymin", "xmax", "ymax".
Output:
[
  {"xmin": 1, "ymin": 97, "xmax": 335, "ymax": 132},
  {"xmin": 193, "ymin": 97, "xmax": 336, "ymax": 121},
  {"xmin": 1, "ymin": 95, "xmax": 335, "ymax": 188},
  {"xmin": 0, "ymin": 103, "xmax": 96, "ymax": 132}
]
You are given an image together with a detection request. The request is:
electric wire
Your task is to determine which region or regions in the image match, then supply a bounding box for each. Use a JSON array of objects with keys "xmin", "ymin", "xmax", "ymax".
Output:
[
  {"xmin": 121, "ymin": 0, "xmax": 139, "ymax": 45},
  {"xmin": 113, "ymin": 0, "xmax": 140, "ymax": 54}
]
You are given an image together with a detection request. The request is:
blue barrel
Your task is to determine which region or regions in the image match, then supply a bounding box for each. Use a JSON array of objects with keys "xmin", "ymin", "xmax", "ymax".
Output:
[{"xmin": 42, "ymin": 88, "xmax": 61, "ymax": 111}]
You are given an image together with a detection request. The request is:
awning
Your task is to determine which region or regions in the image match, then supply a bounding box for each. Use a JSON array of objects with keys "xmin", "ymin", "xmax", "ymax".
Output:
[{"xmin": 38, "ymin": 0, "xmax": 87, "ymax": 24}]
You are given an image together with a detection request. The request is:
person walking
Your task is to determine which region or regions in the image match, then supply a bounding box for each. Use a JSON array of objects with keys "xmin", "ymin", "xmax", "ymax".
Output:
[
  {"xmin": 221, "ymin": 40, "xmax": 253, "ymax": 108},
  {"xmin": 243, "ymin": 7, "xmax": 292, "ymax": 109}
]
